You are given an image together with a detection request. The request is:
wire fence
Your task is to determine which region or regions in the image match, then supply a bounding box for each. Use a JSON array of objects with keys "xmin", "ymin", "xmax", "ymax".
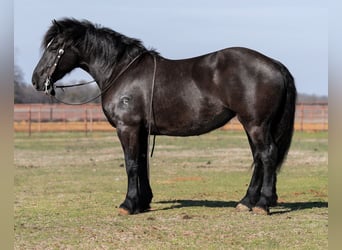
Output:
[{"xmin": 14, "ymin": 103, "xmax": 328, "ymax": 135}]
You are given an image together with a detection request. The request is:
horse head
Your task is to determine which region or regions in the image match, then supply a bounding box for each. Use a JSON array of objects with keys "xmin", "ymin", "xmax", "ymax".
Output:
[{"xmin": 32, "ymin": 19, "xmax": 83, "ymax": 95}]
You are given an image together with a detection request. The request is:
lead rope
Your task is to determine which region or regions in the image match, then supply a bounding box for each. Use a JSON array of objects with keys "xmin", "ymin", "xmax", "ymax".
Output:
[
  {"xmin": 147, "ymin": 55, "xmax": 157, "ymax": 180},
  {"xmin": 50, "ymin": 53, "xmax": 145, "ymax": 105}
]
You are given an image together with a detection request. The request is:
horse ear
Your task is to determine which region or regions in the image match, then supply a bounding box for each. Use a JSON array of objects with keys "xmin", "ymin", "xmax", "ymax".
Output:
[{"xmin": 53, "ymin": 19, "xmax": 62, "ymax": 33}]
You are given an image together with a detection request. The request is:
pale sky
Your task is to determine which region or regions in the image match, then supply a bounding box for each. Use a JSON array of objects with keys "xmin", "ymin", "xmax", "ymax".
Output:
[{"xmin": 14, "ymin": 1, "xmax": 327, "ymax": 95}]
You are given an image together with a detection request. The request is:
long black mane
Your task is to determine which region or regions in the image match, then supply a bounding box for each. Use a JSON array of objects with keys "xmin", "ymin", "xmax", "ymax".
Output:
[{"xmin": 43, "ymin": 18, "xmax": 158, "ymax": 73}]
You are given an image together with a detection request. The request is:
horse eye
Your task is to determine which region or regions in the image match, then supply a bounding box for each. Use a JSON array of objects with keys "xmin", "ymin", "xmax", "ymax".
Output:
[
  {"xmin": 46, "ymin": 44, "xmax": 59, "ymax": 52},
  {"xmin": 45, "ymin": 39, "xmax": 61, "ymax": 51}
]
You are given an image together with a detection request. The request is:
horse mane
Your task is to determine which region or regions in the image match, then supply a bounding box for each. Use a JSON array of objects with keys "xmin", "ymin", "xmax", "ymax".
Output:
[{"xmin": 42, "ymin": 18, "xmax": 158, "ymax": 71}]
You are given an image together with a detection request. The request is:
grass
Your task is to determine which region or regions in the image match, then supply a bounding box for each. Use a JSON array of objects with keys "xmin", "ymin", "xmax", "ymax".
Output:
[{"xmin": 14, "ymin": 130, "xmax": 328, "ymax": 249}]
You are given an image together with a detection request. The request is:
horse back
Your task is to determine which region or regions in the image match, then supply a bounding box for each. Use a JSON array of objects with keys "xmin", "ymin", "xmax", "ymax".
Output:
[
  {"xmin": 103, "ymin": 47, "xmax": 287, "ymax": 136},
  {"xmin": 151, "ymin": 47, "xmax": 285, "ymax": 135}
]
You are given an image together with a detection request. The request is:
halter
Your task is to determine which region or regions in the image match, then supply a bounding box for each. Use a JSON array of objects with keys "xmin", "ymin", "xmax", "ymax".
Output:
[
  {"xmin": 46, "ymin": 49, "xmax": 148, "ymax": 105},
  {"xmin": 44, "ymin": 47, "xmax": 65, "ymax": 94}
]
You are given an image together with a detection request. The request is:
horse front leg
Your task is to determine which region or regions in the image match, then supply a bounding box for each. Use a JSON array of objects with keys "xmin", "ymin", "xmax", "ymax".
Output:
[
  {"xmin": 117, "ymin": 124, "xmax": 152, "ymax": 215},
  {"xmin": 137, "ymin": 128, "xmax": 153, "ymax": 211}
]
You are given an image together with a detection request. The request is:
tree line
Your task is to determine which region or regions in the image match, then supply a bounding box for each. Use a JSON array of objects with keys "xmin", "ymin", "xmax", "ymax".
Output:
[
  {"xmin": 14, "ymin": 64, "xmax": 327, "ymax": 104},
  {"xmin": 14, "ymin": 65, "xmax": 100, "ymax": 104}
]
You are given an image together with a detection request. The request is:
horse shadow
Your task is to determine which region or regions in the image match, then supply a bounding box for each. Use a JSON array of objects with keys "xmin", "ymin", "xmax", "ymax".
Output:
[
  {"xmin": 271, "ymin": 201, "xmax": 328, "ymax": 215},
  {"xmin": 153, "ymin": 199, "xmax": 328, "ymax": 215}
]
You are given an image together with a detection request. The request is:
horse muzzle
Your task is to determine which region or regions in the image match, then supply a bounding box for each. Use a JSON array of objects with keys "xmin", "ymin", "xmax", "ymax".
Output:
[{"xmin": 31, "ymin": 74, "xmax": 56, "ymax": 96}]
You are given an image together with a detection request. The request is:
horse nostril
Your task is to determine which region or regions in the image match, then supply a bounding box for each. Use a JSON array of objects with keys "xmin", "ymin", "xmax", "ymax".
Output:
[
  {"xmin": 32, "ymin": 74, "xmax": 40, "ymax": 89},
  {"xmin": 32, "ymin": 80, "xmax": 38, "ymax": 89}
]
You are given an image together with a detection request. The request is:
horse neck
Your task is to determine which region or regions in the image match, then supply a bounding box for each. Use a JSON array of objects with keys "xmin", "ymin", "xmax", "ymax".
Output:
[{"xmin": 78, "ymin": 41, "xmax": 146, "ymax": 90}]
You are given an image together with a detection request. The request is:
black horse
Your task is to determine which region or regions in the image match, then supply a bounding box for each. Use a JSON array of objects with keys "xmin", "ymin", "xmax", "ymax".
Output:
[{"xmin": 32, "ymin": 18, "xmax": 296, "ymax": 215}]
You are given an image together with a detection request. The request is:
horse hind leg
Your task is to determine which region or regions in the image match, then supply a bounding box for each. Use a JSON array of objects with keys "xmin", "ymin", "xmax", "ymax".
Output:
[
  {"xmin": 237, "ymin": 124, "xmax": 278, "ymax": 215},
  {"xmin": 254, "ymin": 138, "xmax": 278, "ymax": 214},
  {"xmin": 236, "ymin": 132, "xmax": 263, "ymax": 212}
]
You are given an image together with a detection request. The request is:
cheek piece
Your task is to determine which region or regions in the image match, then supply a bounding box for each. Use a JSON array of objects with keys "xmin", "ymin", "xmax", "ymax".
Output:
[{"xmin": 44, "ymin": 48, "xmax": 64, "ymax": 95}]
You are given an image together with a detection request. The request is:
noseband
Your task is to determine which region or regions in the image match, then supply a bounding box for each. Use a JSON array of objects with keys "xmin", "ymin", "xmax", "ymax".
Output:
[{"xmin": 44, "ymin": 47, "xmax": 65, "ymax": 94}]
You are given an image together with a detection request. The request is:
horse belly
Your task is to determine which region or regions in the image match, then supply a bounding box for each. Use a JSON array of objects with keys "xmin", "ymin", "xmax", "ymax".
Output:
[{"xmin": 155, "ymin": 105, "xmax": 235, "ymax": 136}]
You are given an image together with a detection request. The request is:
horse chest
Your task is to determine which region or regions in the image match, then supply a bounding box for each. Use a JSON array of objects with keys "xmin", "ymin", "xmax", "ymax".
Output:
[{"xmin": 102, "ymin": 93, "xmax": 145, "ymax": 127}]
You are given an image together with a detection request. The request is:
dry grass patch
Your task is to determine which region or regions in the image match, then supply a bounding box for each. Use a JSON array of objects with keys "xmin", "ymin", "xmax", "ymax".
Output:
[{"xmin": 14, "ymin": 131, "xmax": 327, "ymax": 249}]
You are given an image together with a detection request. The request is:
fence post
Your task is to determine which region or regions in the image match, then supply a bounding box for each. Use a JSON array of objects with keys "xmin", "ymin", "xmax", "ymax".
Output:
[
  {"xmin": 28, "ymin": 105, "xmax": 32, "ymax": 136},
  {"xmin": 325, "ymin": 105, "xmax": 328, "ymax": 130},
  {"xmin": 300, "ymin": 104, "xmax": 304, "ymax": 132},
  {"xmin": 38, "ymin": 105, "xmax": 41, "ymax": 133},
  {"xmin": 89, "ymin": 108, "xmax": 93, "ymax": 133},
  {"xmin": 63, "ymin": 107, "xmax": 66, "ymax": 131},
  {"xmin": 84, "ymin": 108, "xmax": 88, "ymax": 136},
  {"xmin": 50, "ymin": 107, "xmax": 53, "ymax": 122}
]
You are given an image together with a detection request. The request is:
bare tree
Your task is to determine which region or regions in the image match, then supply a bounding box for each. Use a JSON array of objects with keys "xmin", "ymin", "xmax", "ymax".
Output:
[
  {"xmin": 14, "ymin": 64, "xmax": 50, "ymax": 103},
  {"xmin": 14, "ymin": 64, "xmax": 100, "ymax": 104}
]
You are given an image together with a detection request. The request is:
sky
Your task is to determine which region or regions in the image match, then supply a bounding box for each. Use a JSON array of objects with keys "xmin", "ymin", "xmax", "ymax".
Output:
[{"xmin": 14, "ymin": 1, "xmax": 328, "ymax": 95}]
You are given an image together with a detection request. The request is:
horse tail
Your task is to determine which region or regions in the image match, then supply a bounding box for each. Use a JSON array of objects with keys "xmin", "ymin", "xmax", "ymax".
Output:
[{"xmin": 273, "ymin": 64, "xmax": 297, "ymax": 172}]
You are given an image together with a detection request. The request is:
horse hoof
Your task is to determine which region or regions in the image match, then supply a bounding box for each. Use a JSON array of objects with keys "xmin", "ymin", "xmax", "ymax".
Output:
[
  {"xmin": 252, "ymin": 206, "xmax": 270, "ymax": 215},
  {"xmin": 118, "ymin": 208, "xmax": 131, "ymax": 216},
  {"xmin": 236, "ymin": 203, "xmax": 251, "ymax": 212}
]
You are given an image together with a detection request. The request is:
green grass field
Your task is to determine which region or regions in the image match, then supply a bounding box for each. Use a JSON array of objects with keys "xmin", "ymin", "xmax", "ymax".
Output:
[{"xmin": 14, "ymin": 130, "xmax": 328, "ymax": 249}]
